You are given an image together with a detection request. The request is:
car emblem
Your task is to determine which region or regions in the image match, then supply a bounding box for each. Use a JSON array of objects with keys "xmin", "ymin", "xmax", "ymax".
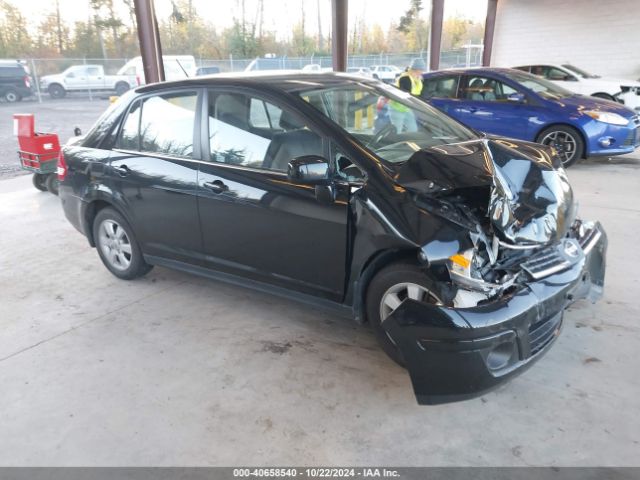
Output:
[{"xmin": 564, "ymin": 240, "xmax": 580, "ymax": 258}]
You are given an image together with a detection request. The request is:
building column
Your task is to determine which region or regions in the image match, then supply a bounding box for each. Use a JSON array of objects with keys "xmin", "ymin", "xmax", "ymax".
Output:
[
  {"xmin": 482, "ymin": 0, "xmax": 498, "ymax": 66},
  {"xmin": 331, "ymin": 0, "xmax": 348, "ymax": 71},
  {"xmin": 133, "ymin": 0, "xmax": 165, "ymax": 83},
  {"xmin": 429, "ymin": 0, "xmax": 444, "ymax": 71}
]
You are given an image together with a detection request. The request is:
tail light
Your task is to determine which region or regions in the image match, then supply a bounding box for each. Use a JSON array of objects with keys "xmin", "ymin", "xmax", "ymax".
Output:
[
  {"xmin": 57, "ymin": 150, "xmax": 68, "ymax": 181},
  {"xmin": 24, "ymin": 76, "xmax": 31, "ymax": 88},
  {"xmin": 136, "ymin": 75, "xmax": 141, "ymax": 86}
]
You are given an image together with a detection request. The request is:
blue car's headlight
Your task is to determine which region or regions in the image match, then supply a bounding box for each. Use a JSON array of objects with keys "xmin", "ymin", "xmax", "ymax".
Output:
[{"xmin": 584, "ymin": 110, "xmax": 629, "ymax": 126}]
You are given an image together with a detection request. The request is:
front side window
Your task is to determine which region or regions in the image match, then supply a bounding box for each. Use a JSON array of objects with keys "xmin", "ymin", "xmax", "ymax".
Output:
[
  {"xmin": 139, "ymin": 91, "xmax": 197, "ymax": 157},
  {"xmin": 544, "ymin": 67, "xmax": 574, "ymax": 81},
  {"xmin": 501, "ymin": 70, "xmax": 574, "ymax": 100},
  {"xmin": 208, "ymin": 91, "xmax": 322, "ymax": 172},
  {"xmin": 299, "ymin": 82, "xmax": 476, "ymax": 165},
  {"xmin": 464, "ymin": 76, "xmax": 518, "ymax": 102}
]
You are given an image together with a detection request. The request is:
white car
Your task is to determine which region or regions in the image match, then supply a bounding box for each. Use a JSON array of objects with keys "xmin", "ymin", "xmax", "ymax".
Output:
[
  {"xmin": 118, "ymin": 55, "xmax": 197, "ymax": 86},
  {"xmin": 370, "ymin": 65, "xmax": 402, "ymax": 83},
  {"xmin": 40, "ymin": 65, "xmax": 135, "ymax": 99},
  {"xmin": 514, "ymin": 63, "xmax": 640, "ymax": 111},
  {"xmin": 302, "ymin": 64, "xmax": 322, "ymax": 72},
  {"xmin": 346, "ymin": 67, "xmax": 375, "ymax": 79}
]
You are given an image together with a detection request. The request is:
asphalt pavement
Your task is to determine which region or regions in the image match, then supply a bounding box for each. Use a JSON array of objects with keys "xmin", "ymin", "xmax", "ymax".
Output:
[{"xmin": 0, "ymin": 98, "xmax": 110, "ymax": 178}]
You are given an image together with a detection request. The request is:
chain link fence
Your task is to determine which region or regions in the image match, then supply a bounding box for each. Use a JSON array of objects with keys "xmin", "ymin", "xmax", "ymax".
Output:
[{"xmin": 19, "ymin": 48, "xmax": 482, "ymax": 102}]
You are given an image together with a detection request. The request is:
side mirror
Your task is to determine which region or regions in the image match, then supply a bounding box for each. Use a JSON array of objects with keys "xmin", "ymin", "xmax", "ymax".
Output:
[
  {"xmin": 73, "ymin": 126, "xmax": 82, "ymax": 136},
  {"xmin": 288, "ymin": 155, "xmax": 330, "ymax": 184},
  {"xmin": 506, "ymin": 92, "xmax": 526, "ymax": 103}
]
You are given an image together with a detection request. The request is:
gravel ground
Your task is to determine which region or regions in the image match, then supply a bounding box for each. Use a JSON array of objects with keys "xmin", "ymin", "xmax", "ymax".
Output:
[{"xmin": 0, "ymin": 98, "xmax": 110, "ymax": 179}]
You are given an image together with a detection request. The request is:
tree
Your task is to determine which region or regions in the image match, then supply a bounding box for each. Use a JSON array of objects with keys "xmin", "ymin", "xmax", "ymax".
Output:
[
  {"xmin": 0, "ymin": 0, "xmax": 31, "ymax": 57},
  {"xmin": 397, "ymin": 0, "xmax": 428, "ymax": 51}
]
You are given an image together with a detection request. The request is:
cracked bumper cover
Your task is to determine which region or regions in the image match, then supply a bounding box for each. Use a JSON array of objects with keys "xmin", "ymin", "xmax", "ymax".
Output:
[{"xmin": 382, "ymin": 222, "xmax": 607, "ymax": 405}]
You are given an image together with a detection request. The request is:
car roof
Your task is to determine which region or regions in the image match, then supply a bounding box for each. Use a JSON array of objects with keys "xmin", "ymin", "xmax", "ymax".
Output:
[
  {"xmin": 424, "ymin": 67, "xmax": 523, "ymax": 77},
  {"xmin": 136, "ymin": 71, "xmax": 379, "ymax": 94}
]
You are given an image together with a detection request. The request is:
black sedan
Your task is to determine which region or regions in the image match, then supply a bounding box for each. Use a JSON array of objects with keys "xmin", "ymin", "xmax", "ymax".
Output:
[{"xmin": 58, "ymin": 73, "xmax": 607, "ymax": 404}]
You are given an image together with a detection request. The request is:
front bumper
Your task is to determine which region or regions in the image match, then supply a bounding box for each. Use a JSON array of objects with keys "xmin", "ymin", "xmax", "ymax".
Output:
[
  {"xmin": 584, "ymin": 117, "xmax": 640, "ymax": 156},
  {"xmin": 382, "ymin": 222, "xmax": 607, "ymax": 405}
]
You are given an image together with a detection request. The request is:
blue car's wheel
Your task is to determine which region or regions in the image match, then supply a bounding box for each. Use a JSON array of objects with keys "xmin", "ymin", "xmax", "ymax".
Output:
[{"xmin": 536, "ymin": 125, "xmax": 584, "ymax": 168}]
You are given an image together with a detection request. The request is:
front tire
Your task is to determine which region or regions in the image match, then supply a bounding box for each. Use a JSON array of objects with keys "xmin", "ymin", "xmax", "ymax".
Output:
[
  {"xmin": 48, "ymin": 84, "xmax": 66, "ymax": 99},
  {"xmin": 93, "ymin": 207, "xmax": 152, "ymax": 280},
  {"xmin": 366, "ymin": 262, "xmax": 445, "ymax": 366},
  {"xmin": 536, "ymin": 125, "xmax": 584, "ymax": 168}
]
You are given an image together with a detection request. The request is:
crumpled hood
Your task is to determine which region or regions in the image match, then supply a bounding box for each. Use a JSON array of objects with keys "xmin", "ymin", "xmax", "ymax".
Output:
[{"xmin": 393, "ymin": 138, "xmax": 576, "ymax": 245}]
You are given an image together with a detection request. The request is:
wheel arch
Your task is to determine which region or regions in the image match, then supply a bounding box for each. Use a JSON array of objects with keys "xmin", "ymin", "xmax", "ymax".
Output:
[
  {"xmin": 83, "ymin": 198, "xmax": 133, "ymax": 247},
  {"xmin": 351, "ymin": 247, "xmax": 423, "ymax": 324},
  {"xmin": 534, "ymin": 122, "xmax": 588, "ymax": 159},
  {"xmin": 591, "ymin": 92, "xmax": 616, "ymax": 101}
]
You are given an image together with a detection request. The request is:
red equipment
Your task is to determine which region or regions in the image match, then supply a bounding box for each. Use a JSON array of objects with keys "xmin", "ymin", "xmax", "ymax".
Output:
[{"xmin": 14, "ymin": 113, "xmax": 61, "ymax": 195}]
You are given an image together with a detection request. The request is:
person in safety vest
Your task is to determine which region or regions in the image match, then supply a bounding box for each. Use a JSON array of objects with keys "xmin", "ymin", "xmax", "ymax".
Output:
[{"xmin": 389, "ymin": 58, "xmax": 426, "ymax": 133}]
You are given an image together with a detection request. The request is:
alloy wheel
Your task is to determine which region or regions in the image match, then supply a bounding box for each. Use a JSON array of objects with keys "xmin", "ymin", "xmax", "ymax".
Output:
[
  {"xmin": 540, "ymin": 130, "xmax": 577, "ymax": 165},
  {"xmin": 379, "ymin": 282, "xmax": 441, "ymax": 322},
  {"xmin": 98, "ymin": 219, "xmax": 133, "ymax": 271}
]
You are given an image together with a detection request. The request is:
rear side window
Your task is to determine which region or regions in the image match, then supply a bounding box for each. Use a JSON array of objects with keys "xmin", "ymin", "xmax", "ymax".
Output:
[
  {"xmin": 117, "ymin": 91, "xmax": 197, "ymax": 157},
  {"xmin": 422, "ymin": 76, "xmax": 459, "ymax": 99},
  {"xmin": 0, "ymin": 66, "xmax": 24, "ymax": 77},
  {"xmin": 118, "ymin": 100, "xmax": 141, "ymax": 150}
]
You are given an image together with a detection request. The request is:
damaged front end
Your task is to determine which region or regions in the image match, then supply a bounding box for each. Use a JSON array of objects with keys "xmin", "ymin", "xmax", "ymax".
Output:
[{"xmin": 383, "ymin": 139, "xmax": 608, "ymax": 404}]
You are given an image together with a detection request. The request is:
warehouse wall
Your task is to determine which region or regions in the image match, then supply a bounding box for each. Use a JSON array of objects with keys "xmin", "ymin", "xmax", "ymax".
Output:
[{"xmin": 492, "ymin": 0, "xmax": 640, "ymax": 79}]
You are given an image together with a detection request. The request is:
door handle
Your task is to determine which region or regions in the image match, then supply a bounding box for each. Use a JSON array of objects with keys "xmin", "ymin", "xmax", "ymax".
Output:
[
  {"xmin": 203, "ymin": 180, "xmax": 228, "ymax": 194},
  {"xmin": 113, "ymin": 165, "xmax": 130, "ymax": 177}
]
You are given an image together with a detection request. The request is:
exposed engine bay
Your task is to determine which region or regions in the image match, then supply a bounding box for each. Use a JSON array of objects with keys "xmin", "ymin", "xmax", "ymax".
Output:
[{"xmin": 394, "ymin": 138, "xmax": 598, "ymax": 308}]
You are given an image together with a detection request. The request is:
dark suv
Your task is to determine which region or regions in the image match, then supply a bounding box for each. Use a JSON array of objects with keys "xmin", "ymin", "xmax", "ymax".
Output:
[
  {"xmin": 58, "ymin": 73, "xmax": 607, "ymax": 404},
  {"xmin": 0, "ymin": 61, "xmax": 32, "ymax": 102}
]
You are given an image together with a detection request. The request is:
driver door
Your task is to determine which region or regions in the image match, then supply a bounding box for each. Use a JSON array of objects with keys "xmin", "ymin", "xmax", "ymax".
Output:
[
  {"xmin": 64, "ymin": 67, "xmax": 86, "ymax": 90},
  {"xmin": 196, "ymin": 89, "xmax": 350, "ymax": 301}
]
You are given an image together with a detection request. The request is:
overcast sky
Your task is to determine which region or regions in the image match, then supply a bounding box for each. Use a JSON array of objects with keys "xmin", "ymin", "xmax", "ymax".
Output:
[{"xmin": 24, "ymin": 0, "xmax": 488, "ymax": 36}]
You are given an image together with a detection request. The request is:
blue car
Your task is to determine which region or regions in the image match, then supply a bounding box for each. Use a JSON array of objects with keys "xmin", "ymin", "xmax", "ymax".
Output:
[{"xmin": 420, "ymin": 68, "xmax": 640, "ymax": 166}]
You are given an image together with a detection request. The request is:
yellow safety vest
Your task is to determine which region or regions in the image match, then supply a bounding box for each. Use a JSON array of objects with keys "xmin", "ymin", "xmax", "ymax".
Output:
[{"xmin": 390, "ymin": 73, "xmax": 423, "ymax": 112}]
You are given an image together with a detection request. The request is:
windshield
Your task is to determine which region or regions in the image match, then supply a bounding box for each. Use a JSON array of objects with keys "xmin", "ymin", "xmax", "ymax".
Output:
[
  {"xmin": 501, "ymin": 70, "xmax": 574, "ymax": 100},
  {"xmin": 562, "ymin": 64, "xmax": 599, "ymax": 79},
  {"xmin": 298, "ymin": 82, "xmax": 477, "ymax": 164}
]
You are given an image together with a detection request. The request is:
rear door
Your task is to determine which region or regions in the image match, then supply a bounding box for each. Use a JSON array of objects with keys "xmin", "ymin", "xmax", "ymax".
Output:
[
  {"xmin": 196, "ymin": 88, "xmax": 349, "ymax": 301},
  {"xmin": 110, "ymin": 89, "xmax": 202, "ymax": 263}
]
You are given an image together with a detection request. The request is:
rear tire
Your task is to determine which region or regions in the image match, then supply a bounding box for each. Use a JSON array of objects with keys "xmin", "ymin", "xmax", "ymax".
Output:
[
  {"xmin": 365, "ymin": 261, "xmax": 445, "ymax": 366},
  {"xmin": 93, "ymin": 207, "xmax": 153, "ymax": 280},
  {"xmin": 4, "ymin": 88, "xmax": 20, "ymax": 102},
  {"xmin": 48, "ymin": 84, "xmax": 66, "ymax": 99},
  {"xmin": 32, "ymin": 173, "xmax": 48, "ymax": 191},
  {"xmin": 45, "ymin": 174, "xmax": 59, "ymax": 195},
  {"xmin": 535, "ymin": 125, "xmax": 584, "ymax": 168}
]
